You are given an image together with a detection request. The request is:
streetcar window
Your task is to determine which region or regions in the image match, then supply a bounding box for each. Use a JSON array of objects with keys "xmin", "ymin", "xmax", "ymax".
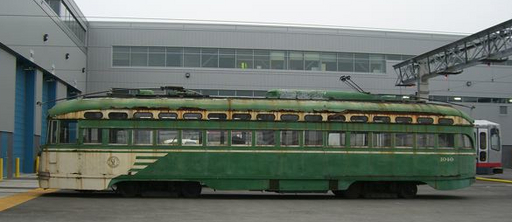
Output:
[
  {"xmin": 109, "ymin": 129, "xmax": 129, "ymax": 145},
  {"xmin": 304, "ymin": 115, "xmax": 323, "ymax": 122},
  {"xmin": 490, "ymin": 129, "xmax": 500, "ymax": 151},
  {"xmin": 108, "ymin": 112, "xmax": 128, "ymax": 120},
  {"xmin": 182, "ymin": 130, "xmax": 203, "ymax": 146},
  {"xmin": 327, "ymin": 114, "xmax": 345, "ymax": 122},
  {"xmin": 281, "ymin": 131, "xmax": 300, "ymax": 146},
  {"xmin": 231, "ymin": 131, "xmax": 252, "ymax": 146},
  {"xmin": 256, "ymin": 131, "xmax": 275, "ymax": 146},
  {"xmin": 256, "ymin": 114, "xmax": 275, "ymax": 121},
  {"xmin": 84, "ymin": 112, "xmax": 103, "ymax": 119},
  {"xmin": 183, "ymin": 113, "xmax": 202, "ymax": 120},
  {"xmin": 479, "ymin": 132, "xmax": 487, "ymax": 150},
  {"xmin": 438, "ymin": 118, "xmax": 454, "ymax": 125},
  {"xmin": 208, "ymin": 113, "xmax": 227, "ymax": 120},
  {"xmin": 158, "ymin": 113, "xmax": 178, "ymax": 119},
  {"xmin": 281, "ymin": 114, "xmax": 299, "ymax": 122},
  {"xmin": 417, "ymin": 117, "xmax": 434, "ymax": 124},
  {"xmin": 48, "ymin": 121, "xmax": 58, "ymax": 144},
  {"xmin": 417, "ymin": 134, "xmax": 435, "ymax": 149},
  {"xmin": 350, "ymin": 132, "xmax": 368, "ymax": 147},
  {"xmin": 350, "ymin": 116, "xmax": 368, "ymax": 123},
  {"xmin": 305, "ymin": 131, "xmax": 323, "ymax": 146},
  {"xmin": 438, "ymin": 134, "xmax": 455, "ymax": 148},
  {"xmin": 59, "ymin": 120, "xmax": 78, "ymax": 144},
  {"xmin": 373, "ymin": 133, "xmax": 392, "ymax": 148},
  {"xmin": 83, "ymin": 128, "xmax": 102, "ymax": 144},
  {"xmin": 134, "ymin": 112, "xmax": 153, "ymax": 119},
  {"xmin": 373, "ymin": 116, "xmax": 390, "ymax": 123},
  {"xmin": 395, "ymin": 133, "xmax": 413, "ymax": 148},
  {"xmin": 232, "ymin": 113, "xmax": 251, "ymax": 121},
  {"xmin": 459, "ymin": 134, "xmax": 473, "ymax": 149},
  {"xmin": 133, "ymin": 129, "xmax": 153, "ymax": 145},
  {"xmin": 157, "ymin": 130, "xmax": 178, "ymax": 145},
  {"xmin": 328, "ymin": 132, "xmax": 346, "ymax": 147},
  {"xmin": 395, "ymin": 117, "xmax": 412, "ymax": 124},
  {"xmin": 479, "ymin": 151, "xmax": 487, "ymax": 161},
  {"xmin": 207, "ymin": 130, "xmax": 228, "ymax": 146}
]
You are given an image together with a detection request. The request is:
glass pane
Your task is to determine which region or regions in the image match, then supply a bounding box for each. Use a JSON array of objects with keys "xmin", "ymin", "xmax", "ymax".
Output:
[
  {"xmin": 84, "ymin": 112, "xmax": 103, "ymax": 119},
  {"xmin": 133, "ymin": 112, "xmax": 153, "ymax": 119},
  {"xmin": 491, "ymin": 129, "xmax": 500, "ymax": 151},
  {"xmin": 321, "ymin": 53, "xmax": 337, "ymax": 71},
  {"xmin": 166, "ymin": 48, "xmax": 183, "ymax": 67},
  {"xmin": 479, "ymin": 132, "xmax": 487, "ymax": 150},
  {"xmin": 257, "ymin": 114, "xmax": 275, "ymax": 121},
  {"xmin": 59, "ymin": 120, "xmax": 77, "ymax": 144},
  {"xmin": 350, "ymin": 116, "xmax": 368, "ymax": 123},
  {"xmin": 148, "ymin": 47, "xmax": 165, "ymax": 67},
  {"xmin": 305, "ymin": 131, "xmax": 323, "ymax": 146},
  {"xmin": 417, "ymin": 134, "xmax": 435, "ymax": 148},
  {"xmin": 373, "ymin": 133, "xmax": 391, "ymax": 148},
  {"xmin": 182, "ymin": 130, "xmax": 203, "ymax": 146},
  {"xmin": 208, "ymin": 113, "xmax": 227, "ymax": 120},
  {"xmin": 254, "ymin": 50, "xmax": 270, "ymax": 69},
  {"xmin": 328, "ymin": 115, "xmax": 345, "ymax": 122},
  {"xmin": 281, "ymin": 131, "xmax": 300, "ymax": 146},
  {"xmin": 338, "ymin": 53, "xmax": 354, "ymax": 72},
  {"xmin": 281, "ymin": 114, "xmax": 299, "ymax": 121},
  {"xmin": 183, "ymin": 113, "xmax": 202, "ymax": 120},
  {"xmin": 328, "ymin": 132, "xmax": 345, "ymax": 147},
  {"xmin": 270, "ymin": 51, "xmax": 286, "ymax": 69},
  {"xmin": 396, "ymin": 117, "xmax": 412, "ymax": 124},
  {"xmin": 304, "ymin": 115, "xmax": 323, "ymax": 122},
  {"xmin": 130, "ymin": 47, "xmax": 148, "ymax": 66},
  {"xmin": 157, "ymin": 130, "xmax": 178, "ymax": 145},
  {"xmin": 232, "ymin": 113, "xmax": 251, "ymax": 120},
  {"xmin": 219, "ymin": 49, "xmax": 235, "ymax": 68},
  {"xmin": 373, "ymin": 116, "xmax": 390, "ymax": 123},
  {"xmin": 439, "ymin": 134, "xmax": 455, "ymax": 148},
  {"xmin": 201, "ymin": 48, "xmax": 218, "ymax": 68},
  {"xmin": 49, "ymin": 121, "xmax": 58, "ymax": 144},
  {"xmin": 83, "ymin": 128, "xmax": 102, "ymax": 144},
  {"xmin": 256, "ymin": 131, "xmax": 275, "ymax": 146},
  {"xmin": 370, "ymin": 54, "xmax": 386, "ymax": 73},
  {"xmin": 461, "ymin": 134, "xmax": 473, "ymax": 149},
  {"xmin": 109, "ymin": 129, "xmax": 128, "ymax": 144},
  {"xmin": 354, "ymin": 53, "xmax": 369, "ymax": 73},
  {"xmin": 288, "ymin": 51, "xmax": 304, "ymax": 70},
  {"xmin": 304, "ymin": 52, "xmax": 320, "ymax": 71},
  {"xmin": 417, "ymin": 117, "xmax": 434, "ymax": 124},
  {"xmin": 232, "ymin": 131, "xmax": 252, "ymax": 146},
  {"xmin": 133, "ymin": 129, "xmax": 153, "ymax": 145},
  {"xmin": 237, "ymin": 49, "xmax": 253, "ymax": 69},
  {"xmin": 395, "ymin": 133, "xmax": 413, "ymax": 148},
  {"xmin": 184, "ymin": 48, "xmax": 201, "ymax": 67},
  {"xmin": 158, "ymin": 113, "xmax": 178, "ymax": 119},
  {"xmin": 207, "ymin": 130, "xmax": 228, "ymax": 146},
  {"xmin": 350, "ymin": 132, "xmax": 368, "ymax": 147}
]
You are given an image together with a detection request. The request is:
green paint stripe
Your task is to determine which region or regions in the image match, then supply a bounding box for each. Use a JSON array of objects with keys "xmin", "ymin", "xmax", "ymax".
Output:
[
  {"xmin": 133, "ymin": 162, "xmax": 147, "ymax": 166},
  {"xmin": 136, "ymin": 156, "xmax": 160, "ymax": 160}
]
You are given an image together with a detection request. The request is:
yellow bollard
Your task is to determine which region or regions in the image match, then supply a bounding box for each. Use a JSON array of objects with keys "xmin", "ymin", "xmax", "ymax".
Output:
[
  {"xmin": 15, "ymin": 157, "xmax": 20, "ymax": 178},
  {"xmin": 34, "ymin": 156, "xmax": 40, "ymax": 173},
  {"xmin": 0, "ymin": 158, "xmax": 3, "ymax": 181}
]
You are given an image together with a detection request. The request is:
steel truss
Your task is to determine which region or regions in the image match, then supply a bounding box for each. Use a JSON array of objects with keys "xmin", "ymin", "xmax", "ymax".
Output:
[{"xmin": 393, "ymin": 19, "xmax": 512, "ymax": 87}]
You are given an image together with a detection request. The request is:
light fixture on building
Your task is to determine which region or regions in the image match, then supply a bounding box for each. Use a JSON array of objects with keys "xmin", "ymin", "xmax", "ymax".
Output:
[
  {"xmin": 185, "ymin": 72, "xmax": 191, "ymax": 78},
  {"xmin": 454, "ymin": 97, "xmax": 462, "ymax": 101},
  {"xmin": 65, "ymin": 53, "xmax": 70, "ymax": 60},
  {"xmin": 466, "ymin": 81, "xmax": 472, "ymax": 87},
  {"xmin": 402, "ymin": 96, "xmax": 410, "ymax": 99},
  {"xmin": 82, "ymin": 67, "xmax": 86, "ymax": 73},
  {"xmin": 509, "ymin": 99, "xmax": 512, "ymax": 103},
  {"xmin": 43, "ymin": 34, "xmax": 49, "ymax": 42}
]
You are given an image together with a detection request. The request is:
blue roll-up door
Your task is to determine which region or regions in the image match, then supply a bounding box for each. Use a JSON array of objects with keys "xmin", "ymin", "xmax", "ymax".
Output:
[{"xmin": 14, "ymin": 66, "xmax": 36, "ymax": 173}]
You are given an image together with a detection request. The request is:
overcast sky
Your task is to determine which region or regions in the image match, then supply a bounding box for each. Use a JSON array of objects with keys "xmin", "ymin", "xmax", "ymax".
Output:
[{"xmin": 74, "ymin": 0, "xmax": 511, "ymax": 34}]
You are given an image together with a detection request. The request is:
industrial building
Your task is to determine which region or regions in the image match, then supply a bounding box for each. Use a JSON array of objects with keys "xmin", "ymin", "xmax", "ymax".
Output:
[{"xmin": 1, "ymin": 0, "xmax": 511, "ymax": 177}]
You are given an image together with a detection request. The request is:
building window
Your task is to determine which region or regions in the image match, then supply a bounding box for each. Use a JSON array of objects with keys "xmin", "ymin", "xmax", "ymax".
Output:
[
  {"xmin": 219, "ymin": 49, "xmax": 236, "ymax": 68},
  {"xmin": 354, "ymin": 53, "xmax": 370, "ymax": 73},
  {"xmin": 338, "ymin": 52, "xmax": 354, "ymax": 72},
  {"xmin": 270, "ymin": 51, "xmax": 287, "ymax": 70},
  {"xmin": 305, "ymin": 52, "xmax": 320, "ymax": 71},
  {"xmin": 130, "ymin": 47, "xmax": 148, "ymax": 66},
  {"xmin": 288, "ymin": 51, "xmax": 304, "ymax": 70},
  {"xmin": 113, "ymin": 47, "xmax": 130, "ymax": 66},
  {"xmin": 237, "ymin": 49, "xmax": 254, "ymax": 69},
  {"xmin": 184, "ymin": 48, "xmax": 201, "ymax": 67},
  {"xmin": 148, "ymin": 47, "xmax": 166, "ymax": 67},
  {"xmin": 166, "ymin": 48, "xmax": 183, "ymax": 67},
  {"xmin": 370, "ymin": 54, "xmax": 386, "ymax": 73},
  {"xmin": 321, "ymin": 52, "xmax": 337, "ymax": 71},
  {"xmin": 201, "ymin": 48, "xmax": 219, "ymax": 68}
]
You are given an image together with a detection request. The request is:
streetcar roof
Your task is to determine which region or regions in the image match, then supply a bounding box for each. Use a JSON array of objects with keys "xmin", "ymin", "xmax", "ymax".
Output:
[{"xmin": 48, "ymin": 96, "xmax": 473, "ymax": 122}]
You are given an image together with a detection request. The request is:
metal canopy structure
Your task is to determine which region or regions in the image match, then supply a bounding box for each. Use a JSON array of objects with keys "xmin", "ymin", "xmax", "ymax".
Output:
[{"xmin": 393, "ymin": 19, "xmax": 512, "ymax": 99}]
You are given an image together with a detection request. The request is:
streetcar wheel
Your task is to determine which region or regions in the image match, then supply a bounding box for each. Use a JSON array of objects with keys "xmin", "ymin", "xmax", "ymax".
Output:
[
  {"xmin": 398, "ymin": 183, "xmax": 417, "ymax": 199},
  {"xmin": 344, "ymin": 183, "xmax": 362, "ymax": 199},
  {"xmin": 332, "ymin": 190, "xmax": 344, "ymax": 197},
  {"xmin": 118, "ymin": 182, "xmax": 139, "ymax": 198},
  {"xmin": 181, "ymin": 182, "xmax": 202, "ymax": 198}
]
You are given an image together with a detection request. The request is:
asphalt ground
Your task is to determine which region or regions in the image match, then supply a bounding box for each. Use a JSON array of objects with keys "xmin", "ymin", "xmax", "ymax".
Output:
[{"xmin": 1, "ymin": 171, "xmax": 512, "ymax": 222}]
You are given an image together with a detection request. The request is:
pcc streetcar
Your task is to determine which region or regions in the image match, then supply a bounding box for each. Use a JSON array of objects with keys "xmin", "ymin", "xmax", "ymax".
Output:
[{"xmin": 38, "ymin": 87, "xmax": 476, "ymax": 198}]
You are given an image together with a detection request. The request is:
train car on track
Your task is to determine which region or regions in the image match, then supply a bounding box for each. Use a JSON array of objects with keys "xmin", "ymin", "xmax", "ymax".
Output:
[
  {"xmin": 38, "ymin": 87, "xmax": 476, "ymax": 198},
  {"xmin": 474, "ymin": 120, "xmax": 503, "ymax": 175}
]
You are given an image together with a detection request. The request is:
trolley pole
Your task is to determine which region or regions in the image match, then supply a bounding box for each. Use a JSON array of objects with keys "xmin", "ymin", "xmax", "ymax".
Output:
[{"xmin": 15, "ymin": 157, "xmax": 20, "ymax": 178}]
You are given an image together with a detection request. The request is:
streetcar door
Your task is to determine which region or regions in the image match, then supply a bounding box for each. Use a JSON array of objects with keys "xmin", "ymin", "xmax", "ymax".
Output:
[
  {"xmin": 488, "ymin": 127, "xmax": 501, "ymax": 165},
  {"xmin": 476, "ymin": 128, "xmax": 488, "ymax": 164}
]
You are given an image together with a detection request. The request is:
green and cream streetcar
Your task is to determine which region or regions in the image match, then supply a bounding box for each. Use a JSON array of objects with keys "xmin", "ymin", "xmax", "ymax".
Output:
[{"xmin": 38, "ymin": 87, "xmax": 476, "ymax": 198}]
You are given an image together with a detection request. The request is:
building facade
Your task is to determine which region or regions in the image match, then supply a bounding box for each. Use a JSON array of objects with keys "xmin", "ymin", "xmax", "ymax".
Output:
[
  {"xmin": 1, "ymin": 0, "xmax": 512, "ymax": 178},
  {"xmin": 0, "ymin": 0, "xmax": 86, "ymax": 177}
]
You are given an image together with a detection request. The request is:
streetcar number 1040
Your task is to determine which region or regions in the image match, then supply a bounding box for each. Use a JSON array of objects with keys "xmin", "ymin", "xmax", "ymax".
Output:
[{"xmin": 440, "ymin": 157, "xmax": 455, "ymax": 162}]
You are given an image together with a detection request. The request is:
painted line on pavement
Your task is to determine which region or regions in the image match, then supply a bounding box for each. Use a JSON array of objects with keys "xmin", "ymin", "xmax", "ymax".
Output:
[
  {"xmin": 476, "ymin": 177, "xmax": 512, "ymax": 184},
  {"xmin": 0, "ymin": 188, "xmax": 58, "ymax": 212}
]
